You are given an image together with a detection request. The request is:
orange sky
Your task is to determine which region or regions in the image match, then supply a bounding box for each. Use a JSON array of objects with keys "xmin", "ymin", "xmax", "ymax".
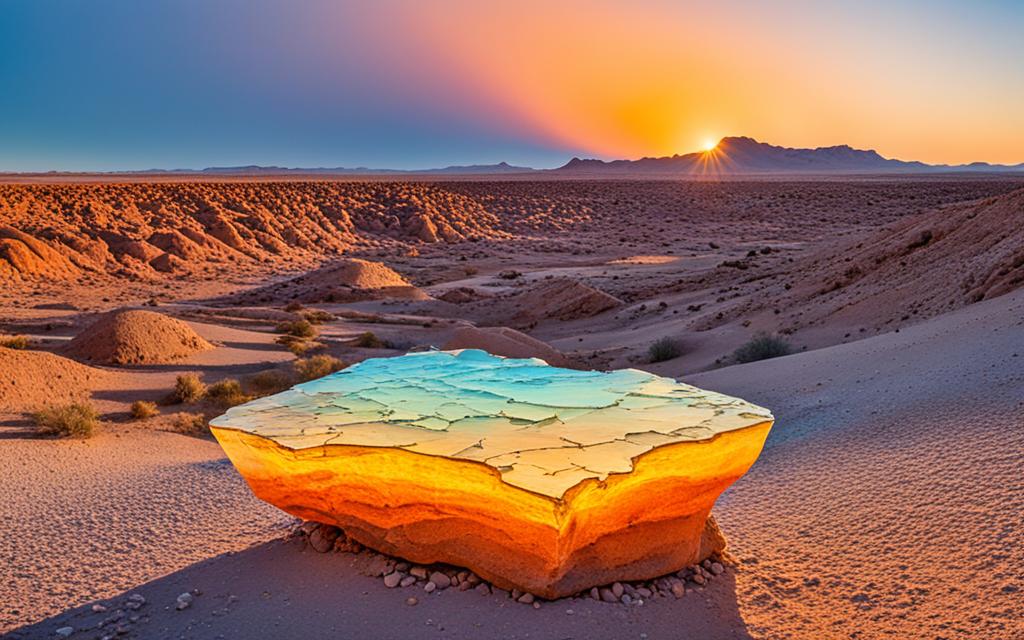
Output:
[
  {"xmin": 4, "ymin": 0, "xmax": 1022, "ymax": 169},
  {"xmin": 398, "ymin": 0, "xmax": 1024, "ymax": 164}
]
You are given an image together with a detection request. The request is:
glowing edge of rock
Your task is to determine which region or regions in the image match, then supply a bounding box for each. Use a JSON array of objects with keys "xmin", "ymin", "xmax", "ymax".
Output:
[{"xmin": 211, "ymin": 418, "xmax": 772, "ymax": 598}]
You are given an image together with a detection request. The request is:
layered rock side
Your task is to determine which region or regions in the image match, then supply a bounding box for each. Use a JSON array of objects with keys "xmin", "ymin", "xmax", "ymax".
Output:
[{"xmin": 211, "ymin": 420, "xmax": 770, "ymax": 598}]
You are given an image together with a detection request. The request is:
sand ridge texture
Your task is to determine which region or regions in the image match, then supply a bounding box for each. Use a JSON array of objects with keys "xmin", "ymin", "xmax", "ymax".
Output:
[
  {"xmin": 6, "ymin": 289, "xmax": 1021, "ymax": 639},
  {"xmin": 746, "ymin": 186, "xmax": 1024, "ymax": 329},
  {"xmin": 62, "ymin": 309, "xmax": 214, "ymax": 365},
  {"xmin": 0, "ymin": 349, "xmax": 113, "ymax": 412},
  {"xmin": 1, "ymin": 180, "xmax": 1020, "ymax": 287}
]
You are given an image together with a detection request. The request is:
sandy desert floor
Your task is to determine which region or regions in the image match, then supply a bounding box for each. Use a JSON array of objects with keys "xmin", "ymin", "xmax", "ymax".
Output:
[{"xmin": 1, "ymin": 178, "xmax": 1022, "ymax": 639}]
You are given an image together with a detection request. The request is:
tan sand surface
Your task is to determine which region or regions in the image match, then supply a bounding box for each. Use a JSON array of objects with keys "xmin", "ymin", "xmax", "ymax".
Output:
[{"xmin": 2, "ymin": 178, "xmax": 1023, "ymax": 639}]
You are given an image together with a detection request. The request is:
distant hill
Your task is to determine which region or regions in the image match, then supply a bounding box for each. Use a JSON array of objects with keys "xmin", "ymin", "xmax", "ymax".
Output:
[
  {"xmin": 135, "ymin": 162, "xmax": 536, "ymax": 176},
  {"xmin": 551, "ymin": 136, "xmax": 1024, "ymax": 175},
  {"xmin": 12, "ymin": 137, "xmax": 1023, "ymax": 177}
]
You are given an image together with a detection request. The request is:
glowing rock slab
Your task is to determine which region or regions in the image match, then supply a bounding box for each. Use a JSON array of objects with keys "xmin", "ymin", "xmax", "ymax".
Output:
[{"xmin": 211, "ymin": 350, "xmax": 773, "ymax": 597}]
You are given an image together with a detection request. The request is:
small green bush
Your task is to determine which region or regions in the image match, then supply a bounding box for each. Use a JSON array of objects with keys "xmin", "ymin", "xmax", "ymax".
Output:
[
  {"xmin": 294, "ymin": 355, "xmax": 345, "ymax": 382},
  {"xmin": 276, "ymin": 319, "xmax": 317, "ymax": 339},
  {"xmin": 353, "ymin": 331, "xmax": 385, "ymax": 349},
  {"xmin": 170, "ymin": 373, "xmax": 206, "ymax": 404},
  {"xmin": 205, "ymin": 378, "xmax": 251, "ymax": 408},
  {"xmin": 33, "ymin": 403, "xmax": 99, "ymax": 438},
  {"xmin": 0, "ymin": 335, "xmax": 31, "ymax": 349},
  {"xmin": 647, "ymin": 337, "xmax": 683, "ymax": 363},
  {"xmin": 733, "ymin": 333, "xmax": 792, "ymax": 363},
  {"xmin": 130, "ymin": 400, "xmax": 159, "ymax": 420},
  {"xmin": 245, "ymin": 369, "xmax": 294, "ymax": 396}
]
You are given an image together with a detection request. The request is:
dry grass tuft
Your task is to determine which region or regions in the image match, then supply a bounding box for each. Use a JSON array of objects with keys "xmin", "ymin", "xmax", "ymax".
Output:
[
  {"xmin": 129, "ymin": 400, "xmax": 159, "ymax": 420},
  {"xmin": 294, "ymin": 355, "xmax": 345, "ymax": 382},
  {"xmin": 205, "ymin": 378, "xmax": 251, "ymax": 408},
  {"xmin": 0, "ymin": 335, "xmax": 32, "ymax": 349},
  {"xmin": 33, "ymin": 402, "xmax": 99, "ymax": 438},
  {"xmin": 169, "ymin": 373, "xmax": 206, "ymax": 404}
]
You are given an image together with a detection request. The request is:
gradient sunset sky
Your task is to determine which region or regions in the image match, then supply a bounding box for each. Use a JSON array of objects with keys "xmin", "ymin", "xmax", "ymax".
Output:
[{"xmin": 2, "ymin": 0, "xmax": 1022, "ymax": 171}]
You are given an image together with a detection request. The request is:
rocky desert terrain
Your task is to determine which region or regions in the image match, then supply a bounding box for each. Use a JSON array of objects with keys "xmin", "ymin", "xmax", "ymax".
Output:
[{"xmin": 2, "ymin": 177, "xmax": 1022, "ymax": 639}]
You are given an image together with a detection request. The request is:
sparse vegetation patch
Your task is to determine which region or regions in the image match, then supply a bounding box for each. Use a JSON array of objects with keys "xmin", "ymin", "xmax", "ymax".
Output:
[
  {"xmin": 733, "ymin": 333, "xmax": 792, "ymax": 363},
  {"xmin": 33, "ymin": 402, "xmax": 99, "ymax": 438}
]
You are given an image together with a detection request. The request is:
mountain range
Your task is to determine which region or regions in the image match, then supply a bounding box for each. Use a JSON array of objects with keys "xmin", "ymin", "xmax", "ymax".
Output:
[
  {"xmin": 32, "ymin": 137, "xmax": 1024, "ymax": 176},
  {"xmin": 552, "ymin": 136, "xmax": 1024, "ymax": 175}
]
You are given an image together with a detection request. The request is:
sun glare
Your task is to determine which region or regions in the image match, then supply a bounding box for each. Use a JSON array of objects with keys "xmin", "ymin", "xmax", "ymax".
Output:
[{"xmin": 701, "ymin": 138, "xmax": 719, "ymax": 152}]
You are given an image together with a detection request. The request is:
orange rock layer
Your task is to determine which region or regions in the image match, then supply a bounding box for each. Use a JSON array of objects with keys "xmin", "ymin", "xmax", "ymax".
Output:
[{"xmin": 211, "ymin": 420, "xmax": 771, "ymax": 598}]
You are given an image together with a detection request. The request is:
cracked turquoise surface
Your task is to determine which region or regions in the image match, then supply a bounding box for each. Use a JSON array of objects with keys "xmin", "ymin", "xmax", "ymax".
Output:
[{"xmin": 211, "ymin": 349, "xmax": 773, "ymax": 496}]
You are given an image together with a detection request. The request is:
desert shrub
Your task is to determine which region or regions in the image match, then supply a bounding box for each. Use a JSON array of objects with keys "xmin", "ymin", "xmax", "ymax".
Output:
[
  {"xmin": 648, "ymin": 337, "xmax": 683, "ymax": 363},
  {"xmin": 245, "ymin": 369, "xmax": 294, "ymax": 396},
  {"xmin": 0, "ymin": 335, "xmax": 31, "ymax": 349},
  {"xmin": 169, "ymin": 373, "xmax": 206, "ymax": 404},
  {"xmin": 33, "ymin": 403, "xmax": 99, "ymax": 438},
  {"xmin": 130, "ymin": 400, "xmax": 159, "ymax": 420},
  {"xmin": 294, "ymin": 355, "xmax": 345, "ymax": 382},
  {"xmin": 275, "ymin": 334, "xmax": 324, "ymax": 355},
  {"xmin": 283, "ymin": 301, "xmax": 304, "ymax": 313},
  {"xmin": 205, "ymin": 378, "xmax": 251, "ymax": 407},
  {"xmin": 353, "ymin": 331, "xmax": 385, "ymax": 349},
  {"xmin": 733, "ymin": 333, "xmax": 792, "ymax": 363},
  {"xmin": 302, "ymin": 310, "xmax": 336, "ymax": 325},
  {"xmin": 172, "ymin": 412, "xmax": 208, "ymax": 436},
  {"xmin": 276, "ymin": 319, "xmax": 316, "ymax": 339}
]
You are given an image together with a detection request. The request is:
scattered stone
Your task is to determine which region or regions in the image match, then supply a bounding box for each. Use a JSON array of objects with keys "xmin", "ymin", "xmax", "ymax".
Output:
[
  {"xmin": 532, "ymin": 601, "xmax": 541, "ymax": 610},
  {"xmin": 175, "ymin": 592, "xmax": 193, "ymax": 611},
  {"xmin": 383, "ymin": 572, "xmax": 402, "ymax": 588},
  {"xmin": 309, "ymin": 525, "xmax": 340, "ymax": 553},
  {"xmin": 636, "ymin": 587, "xmax": 652, "ymax": 598},
  {"xmin": 424, "ymin": 581, "xmax": 436, "ymax": 593},
  {"xmin": 429, "ymin": 571, "xmax": 451, "ymax": 589},
  {"xmin": 600, "ymin": 588, "xmax": 617, "ymax": 603},
  {"xmin": 405, "ymin": 596, "xmax": 418, "ymax": 606},
  {"xmin": 55, "ymin": 627, "xmax": 74, "ymax": 638},
  {"xmin": 409, "ymin": 566, "xmax": 428, "ymax": 579},
  {"xmin": 710, "ymin": 562, "xmax": 724, "ymax": 575},
  {"xmin": 621, "ymin": 594, "xmax": 633, "ymax": 605},
  {"xmin": 474, "ymin": 583, "xmax": 490, "ymax": 596},
  {"xmin": 611, "ymin": 582, "xmax": 624, "ymax": 598},
  {"xmin": 91, "ymin": 604, "xmax": 107, "ymax": 613},
  {"xmin": 517, "ymin": 593, "xmax": 535, "ymax": 604},
  {"xmin": 400, "ymin": 576, "xmax": 417, "ymax": 588},
  {"xmin": 671, "ymin": 582, "xmax": 686, "ymax": 598},
  {"xmin": 691, "ymin": 573, "xmax": 707, "ymax": 586}
]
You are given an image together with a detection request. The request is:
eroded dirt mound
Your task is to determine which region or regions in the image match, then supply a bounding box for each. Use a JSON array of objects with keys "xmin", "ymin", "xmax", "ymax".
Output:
[
  {"xmin": 786, "ymin": 187, "xmax": 1024, "ymax": 326},
  {"xmin": 0, "ymin": 182, "xmax": 518, "ymax": 284},
  {"xmin": 63, "ymin": 309, "xmax": 214, "ymax": 365},
  {"xmin": 232, "ymin": 258, "xmax": 428, "ymax": 304},
  {"xmin": 0, "ymin": 349, "xmax": 112, "ymax": 412},
  {"xmin": 442, "ymin": 325, "xmax": 569, "ymax": 367},
  {"xmin": 498, "ymin": 278, "xmax": 622, "ymax": 327}
]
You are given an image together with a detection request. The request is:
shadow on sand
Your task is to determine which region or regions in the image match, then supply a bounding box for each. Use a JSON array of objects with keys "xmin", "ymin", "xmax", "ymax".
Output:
[{"xmin": 8, "ymin": 540, "xmax": 752, "ymax": 640}]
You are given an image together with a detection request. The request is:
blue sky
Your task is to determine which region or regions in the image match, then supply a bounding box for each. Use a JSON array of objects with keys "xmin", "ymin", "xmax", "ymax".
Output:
[{"xmin": 1, "ymin": 0, "xmax": 1021, "ymax": 171}]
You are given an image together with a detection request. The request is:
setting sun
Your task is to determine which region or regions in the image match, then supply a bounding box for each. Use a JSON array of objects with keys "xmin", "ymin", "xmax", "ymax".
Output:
[{"xmin": 701, "ymin": 138, "xmax": 720, "ymax": 152}]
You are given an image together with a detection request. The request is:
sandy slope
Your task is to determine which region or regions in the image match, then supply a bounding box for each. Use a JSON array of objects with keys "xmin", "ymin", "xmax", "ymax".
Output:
[{"xmin": 6, "ymin": 288, "xmax": 1020, "ymax": 640}]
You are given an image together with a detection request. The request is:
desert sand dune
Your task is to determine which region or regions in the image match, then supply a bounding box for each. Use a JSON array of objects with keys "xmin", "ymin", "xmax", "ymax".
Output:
[
  {"xmin": 6, "ymin": 282, "xmax": 1020, "ymax": 640},
  {"xmin": 62, "ymin": 309, "xmax": 214, "ymax": 365},
  {"xmin": 2, "ymin": 177, "xmax": 1023, "ymax": 639}
]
